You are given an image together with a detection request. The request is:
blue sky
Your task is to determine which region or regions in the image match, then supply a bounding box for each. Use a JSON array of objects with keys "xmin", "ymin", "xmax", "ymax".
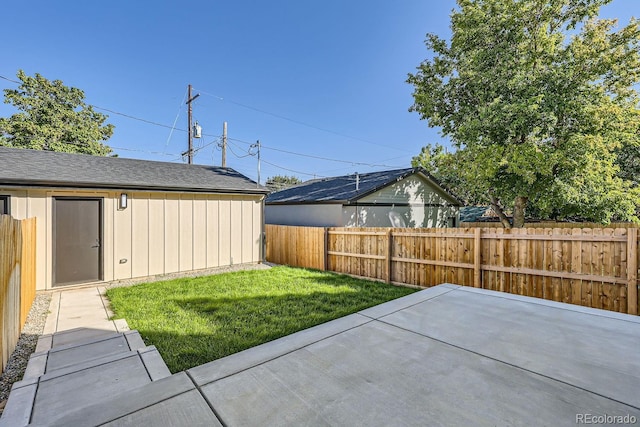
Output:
[{"xmin": 1, "ymin": 0, "xmax": 637, "ymax": 183}]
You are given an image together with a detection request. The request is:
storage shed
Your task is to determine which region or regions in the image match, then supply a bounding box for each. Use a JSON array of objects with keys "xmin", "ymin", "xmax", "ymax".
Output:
[
  {"xmin": 0, "ymin": 146, "xmax": 268, "ymax": 290},
  {"xmin": 266, "ymin": 168, "xmax": 461, "ymax": 228}
]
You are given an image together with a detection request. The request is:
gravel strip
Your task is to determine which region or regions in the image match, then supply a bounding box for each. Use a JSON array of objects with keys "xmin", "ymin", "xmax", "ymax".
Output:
[
  {"xmin": 105, "ymin": 262, "xmax": 272, "ymax": 290},
  {"xmin": 0, "ymin": 292, "xmax": 52, "ymax": 411}
]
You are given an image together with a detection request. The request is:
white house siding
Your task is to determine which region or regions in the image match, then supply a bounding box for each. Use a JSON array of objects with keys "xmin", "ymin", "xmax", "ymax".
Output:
[
  {"xmin": 348, "ymin": 175, "xmax": 459, "ymax": 228},
  {"xmin": 265, "ymin": 204, "xmax": 343, "ymax": 227},
  {"xmin": 1, "ymin": 187, "xmax": 264, "ymax": 290},
  {"xmin": 341, "ymin": 205, "xmax": 458, "ymax": 228}
]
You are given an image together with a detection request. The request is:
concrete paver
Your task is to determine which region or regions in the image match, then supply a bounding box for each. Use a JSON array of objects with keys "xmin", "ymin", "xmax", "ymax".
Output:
[
  {"xmin": 43, "ymin": 286, "xmax": 123, "ymax": 337},
  {"xmin": 2, "ymin": 346, "xmax": 170, "ymax": 427},
  {"xmin": 41, "ymin": 373, "xmax": 221, "ymax": 427},
  {"xmin": 190, "ymin": 285, "xmax": 640, "ymax": 426},
  {"xmin": 188, "ymin": 313, "xmax": 371, "ymax": 386},
  {"xmin": 378, "ymin": 285, "xmax": 640, "ymax": 409}
]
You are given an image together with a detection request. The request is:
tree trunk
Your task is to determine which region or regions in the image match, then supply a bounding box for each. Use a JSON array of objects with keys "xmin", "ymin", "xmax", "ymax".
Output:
[
  {"xmin": 489, "ymin": 193, "xmax": 512, "ymax": 229},
  {"xmin": 513, "ymin": 196, "xmax": 528, "ymax": 228}
]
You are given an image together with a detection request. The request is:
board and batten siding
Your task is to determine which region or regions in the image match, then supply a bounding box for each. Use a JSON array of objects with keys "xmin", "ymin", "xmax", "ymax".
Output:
[
  {"xmin": 1, "ymin": 188, "xmax": 263, "ymax": 290},
  {"xmin": 114, "ymin": 192, "xmax": 263, "ymax": 281}
]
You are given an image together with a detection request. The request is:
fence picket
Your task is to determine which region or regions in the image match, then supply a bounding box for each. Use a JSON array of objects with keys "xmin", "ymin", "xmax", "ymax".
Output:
[
  {"xmin": 265, "ymin": 225, "xmax": 639, "ymax": 315},
  {"xmin": 1, "ymin": 216, "xmax": 37, "ymax": 372}
]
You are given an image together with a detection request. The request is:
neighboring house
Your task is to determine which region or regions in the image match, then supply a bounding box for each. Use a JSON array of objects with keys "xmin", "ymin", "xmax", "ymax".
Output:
[
  {"xmin": 266, "ymin": 168, "xmax": 462, "ymax": 228},
  {"xmin": 460, "ymin": 206, "xmax": 493, "ymax": 223},
  {"xmin": 0, "ymin": 146, "xmax": 269, "ymax": 290}
]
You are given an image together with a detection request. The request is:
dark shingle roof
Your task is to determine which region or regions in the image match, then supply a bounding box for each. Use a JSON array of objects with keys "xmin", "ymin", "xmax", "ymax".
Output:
[
  {"xmin": 266, "ymin": 168, "xmax": 461, "ymax": 205},
  {"xmin": 460, "ymin": 206, "xmax": 491, "ymax": 222},
  {"xmin": 0, "ymin": 146, "xmax": 268, "ymax": 194}
]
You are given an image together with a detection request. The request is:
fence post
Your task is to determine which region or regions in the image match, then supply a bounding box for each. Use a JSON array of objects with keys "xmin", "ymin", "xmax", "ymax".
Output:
[
  {"xmin": 627, "ymin": 227, "xmax": 638, "ymax": 315},
  {"xmin": 386, "ymin": 229, "xmax": 393, "ymax": 283},
  {"xmin": 474, "ymin": 228, "xmax": 482, "ymax": 288},
  {"xmin": 323, "ymin": 228, "xmax": 329, "ymax": 272}
]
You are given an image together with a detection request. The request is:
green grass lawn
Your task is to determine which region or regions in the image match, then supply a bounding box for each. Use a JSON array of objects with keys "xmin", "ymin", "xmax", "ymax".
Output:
[{"xmin": 106, "ymin": 266, "xmax": 416, "ymax": 373}]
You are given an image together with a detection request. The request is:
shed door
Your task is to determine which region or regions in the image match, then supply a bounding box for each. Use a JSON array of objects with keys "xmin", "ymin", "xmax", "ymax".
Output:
[{"xmin": 53, "ymin": 198, "xmax": 103, "ymax": 286}]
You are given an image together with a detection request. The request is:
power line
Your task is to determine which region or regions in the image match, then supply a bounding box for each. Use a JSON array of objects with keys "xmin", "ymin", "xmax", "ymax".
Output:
[
  {"xmin": 164, "ymin": 88, "xmax": 188, "ymax": 151},
  {"xmin": 261, "ymin": 158, "xmax": 327, "ymax": 178},
  {"xmin": 226, "ymin": 140, "xmax": 254, "ymax": 159},
  {"xmin": 93, "ymin": 106, "xmax": 187, "ymax": 131},
  {"xmin": 226, "ymin": 139, "xmax": 322, "ymax": 177},
  {"xmin": 261, "ymin": 144, "xmax": 403, "ymax": 167},
  {"xmin": 0, "ymin": 75, "xmax": 219, "ymax": 136},
  {"xmin": 2, "ymin": 75, "xmax": 411, "ymax": 172},
  {"xmin": 0, "ymin": 75, "xmax": 20, "ymax": 84},
  {"xmin": 110, "ymin": 145, "xmax": 180, "ymax": 157},
  {"xmin": 192, "ymin": 136, "xmax": 222, "ymax": 155},
  {"xmin": 227, "ymin": 137, "xmax": 407, "ymax": 170},
  {"xmin": 195, "ymin": 88, "xmax": 413, "ymax": 153}
]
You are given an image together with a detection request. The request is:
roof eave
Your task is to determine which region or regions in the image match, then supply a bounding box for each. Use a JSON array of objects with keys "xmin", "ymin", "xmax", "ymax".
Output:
[
  {"xmin": 265, "ymin": 199, "xmax": 346, "ymax": 205},
  {"xmin": 0, "ymin": 179, "xmax": 270, "ymax": 195}
]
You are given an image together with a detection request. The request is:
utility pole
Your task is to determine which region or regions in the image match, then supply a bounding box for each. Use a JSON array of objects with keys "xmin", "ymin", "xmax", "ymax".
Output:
[
  {"xmin": 222, "ymin": 121, "xmax": 227, "ymax": 167},
  {"xmin": 185, "ymin": 84, "xmax": 200, "ymax": 164},
  {"xmin": 250, "ymin": 140, "xmax": 262, "ymax": 187},
  {"xmin": 257, "ymin": 139, "xmax": 261, "ymax": 187}
]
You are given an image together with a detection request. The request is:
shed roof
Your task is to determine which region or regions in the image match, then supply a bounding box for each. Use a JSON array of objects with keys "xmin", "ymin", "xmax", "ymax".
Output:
[
  {"xmin": 0, "ymin": 146, "xmax": 268, "ymax": 194},
  {"xmin": 266, "ymin": 167, "xmax": 461, "ymax": 205}
]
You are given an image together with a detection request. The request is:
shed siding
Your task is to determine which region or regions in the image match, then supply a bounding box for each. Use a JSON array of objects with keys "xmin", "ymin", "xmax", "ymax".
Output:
[
  {"xmin": 206, "ymin": 200, "xmax": 220, "ymax": 268},
  {"xmin": 230, "ymin": 198, "xmax": 242, "ymax": 265},
  {"xmin": 114, "ymin": 194, "xmax": 133, "ymax": 280},
  {"xmin": 179, "ymin": 197, "xmax": 194, "ymax": 272},
  {"xmin": 164, "ymin": 194, "xmax": 180, "ymax": 274},
  {"xmin": 252, "ymin": 199, "xmax": 262, "ymax": 261},
  {"xmin": 1, "ymin": 188, "xmax": 264, "ymax": 290},
  {"xmin": 131, "ymin": 194, "xmax": 149, "ymax": 278},
  {"xmin": 148, "ymin": 195, "xmax": 165, "ymax": 276},
  {"xmin": 218, "ymin": 200, "xmax": 231, "ymax": 266},
  {"xmin": 193, "ymin": 196, "xmax": 208, "ymax": 270}
]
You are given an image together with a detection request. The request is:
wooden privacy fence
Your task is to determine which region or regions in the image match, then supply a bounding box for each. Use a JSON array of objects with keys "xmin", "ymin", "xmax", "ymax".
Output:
[
  {"xmin": 461, "ymin": 221, "xmax": 640, "ymax": 228},
  {"xmin": 0, "ymin": 216, "xmax": 37, "ymax": 372},
  {"xmin": 265, "ymin": 224, "xmax": 326, "ymax": 270},
  {"xmin": 265, "ymin": 225, "xmax": 639, "ymax": 316}
]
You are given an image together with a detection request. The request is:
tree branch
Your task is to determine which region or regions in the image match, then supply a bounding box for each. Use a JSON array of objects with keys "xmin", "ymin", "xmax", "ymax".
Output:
[{"xmin": 488, "ymin": 190, "xmax": 512, "ymax": 228}]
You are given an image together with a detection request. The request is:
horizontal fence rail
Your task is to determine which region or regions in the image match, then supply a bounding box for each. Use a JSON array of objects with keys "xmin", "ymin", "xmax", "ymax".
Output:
[
  {"xmin": 265, "ymin": 225, "xmax": 639, "ymax": 316},
  {"xmin": 0, "ymin": 215, "xmax": 37, "ymax": 372}
]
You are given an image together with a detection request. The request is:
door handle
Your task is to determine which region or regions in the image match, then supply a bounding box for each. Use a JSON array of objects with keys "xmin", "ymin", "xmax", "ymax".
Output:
[{"xmin": 92, "ymin": 239, "xmax": 101, "ymax": 248}]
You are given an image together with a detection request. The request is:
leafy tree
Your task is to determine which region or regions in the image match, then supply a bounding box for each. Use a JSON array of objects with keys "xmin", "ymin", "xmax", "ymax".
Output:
[
  {"xmin": 411, "ymin": 143, "xmax": 486, "ymax": 205},
  {"xmin": 265, "ymin": 175, "xmax": 302, "ymax": 192},
  {"xmin": 407, "ymin": 0, "xmax": 640, "ymax": 227},
  {"xmin": 0, "ymin": 70, "xmax": 114, "ymax": 155}
]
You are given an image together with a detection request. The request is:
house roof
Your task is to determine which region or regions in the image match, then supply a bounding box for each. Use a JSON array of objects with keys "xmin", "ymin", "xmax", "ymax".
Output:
[
  {"xmin": 0, "ymin": 146, "xmax": 268, "ymax": 194},
  {"xmin": 266, "ymin": 167, "xmax": 462, "ymax": 205},
  {"xmin": 460, "ymin": 206, "xmax": 492, "ymax": 222}
]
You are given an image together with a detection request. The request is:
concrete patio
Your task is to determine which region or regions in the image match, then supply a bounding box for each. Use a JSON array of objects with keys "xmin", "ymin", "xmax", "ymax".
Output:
[{"xmin": 1, "ymin": 284, "xmax": 639, "ymax": 426}]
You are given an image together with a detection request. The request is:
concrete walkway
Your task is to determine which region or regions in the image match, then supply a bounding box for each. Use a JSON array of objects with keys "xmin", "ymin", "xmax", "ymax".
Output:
[
  {"xmin": 1, "ymin": 286, "xmax": 170, "ymax": 427},
  {"xmin": 42, "ymin": 286, "xmax": 128, "ymax": 336}
]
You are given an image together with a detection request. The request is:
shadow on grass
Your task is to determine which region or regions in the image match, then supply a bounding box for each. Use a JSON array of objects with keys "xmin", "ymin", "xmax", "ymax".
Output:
[
  {"xmin": 108, "ymin": 266, "xmax": 415, "ymax": 373},
  {"xmin": 139, "ymin": 289, "xmax": 406, "ymax": 373}
]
